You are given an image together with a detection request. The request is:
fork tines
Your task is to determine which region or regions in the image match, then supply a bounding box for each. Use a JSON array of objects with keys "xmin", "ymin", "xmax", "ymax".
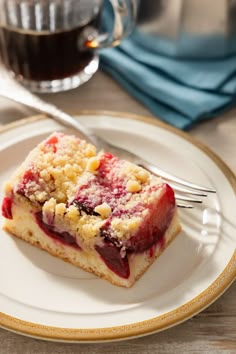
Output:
[{"xmin": 140, "ymin": 161, "xmax": 216, "ymax": 209}]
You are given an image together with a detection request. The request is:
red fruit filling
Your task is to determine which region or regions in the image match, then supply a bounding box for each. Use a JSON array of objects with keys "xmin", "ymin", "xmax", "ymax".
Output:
[
  {"xmin": 35, "ymin": 212, "xmax": 80, "ymax": 249},
  {"xmin": 126, "ymin": 184, "xmax": 175, "ymax": 252},
  {"xmin": 95, "ymin": 241, "xmax": 130, "ymax": 279},
  {"xmin": 96, "ymin": 185, "xmax": 175, "ymax": 278},
  {"xmin": 70, "ymin": 154, "xmax": 176, "ymax": 278},
  {"xmin": 99, "ymin": 184, "xmax": 175, "ymax": 253},
  {"xmin": 1, "ymin": 197, "xmax": 13, "ymax": 219}
]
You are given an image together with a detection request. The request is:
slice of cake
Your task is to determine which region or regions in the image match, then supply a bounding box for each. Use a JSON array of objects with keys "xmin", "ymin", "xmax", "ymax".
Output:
[{"xmin": 1, "ymin": 133, "xmax": 181, "ymax": 287}]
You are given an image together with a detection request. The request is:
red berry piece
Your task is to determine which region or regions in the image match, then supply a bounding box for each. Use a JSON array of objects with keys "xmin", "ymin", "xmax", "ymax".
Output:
[
  {"xmin": 1, "ymin": 197, "xmax": 13, "ymax": 219},
  {"xmin": 45, "ymin": 135, "xmax": 58, "ymax": 153}
]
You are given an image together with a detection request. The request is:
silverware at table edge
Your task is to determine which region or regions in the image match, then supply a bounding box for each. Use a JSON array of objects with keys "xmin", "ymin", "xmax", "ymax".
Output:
[{"xmin": 0, "ymin": 70, "xmax": 216, "ymax": 208}]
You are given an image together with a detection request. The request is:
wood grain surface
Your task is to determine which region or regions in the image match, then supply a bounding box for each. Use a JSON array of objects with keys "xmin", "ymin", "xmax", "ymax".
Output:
[{"xmin": 0, "ymin": 70, "xmax": 235, "ymax": 354}]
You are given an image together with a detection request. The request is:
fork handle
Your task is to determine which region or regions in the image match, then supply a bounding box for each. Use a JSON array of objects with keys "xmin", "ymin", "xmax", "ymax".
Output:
[{"xmin": 1, "ymin": 77, "xmax": 100, "ymax": 146}]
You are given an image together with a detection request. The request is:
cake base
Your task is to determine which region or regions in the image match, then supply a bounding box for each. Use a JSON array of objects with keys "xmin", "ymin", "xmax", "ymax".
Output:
[{"xmin": 3, "ymin": 201, "xmax": 181, "ymax": 288}]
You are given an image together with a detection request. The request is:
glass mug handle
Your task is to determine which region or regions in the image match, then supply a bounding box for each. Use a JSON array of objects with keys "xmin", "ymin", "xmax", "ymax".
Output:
[{"xmin": 81, "ymin": 0, "xmax": 137, "ymax": 49}]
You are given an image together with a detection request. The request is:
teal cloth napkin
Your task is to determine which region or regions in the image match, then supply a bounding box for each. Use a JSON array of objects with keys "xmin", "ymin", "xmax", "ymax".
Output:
[{"xmin": 100, "ymin": 32, "xmax": 236, "ymax": 130}]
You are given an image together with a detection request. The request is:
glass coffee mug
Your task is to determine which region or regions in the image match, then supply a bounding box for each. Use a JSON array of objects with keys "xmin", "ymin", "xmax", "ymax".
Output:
[{"xmin": 0, "ymin": 0, "xmax": 137, "ymax": 92}]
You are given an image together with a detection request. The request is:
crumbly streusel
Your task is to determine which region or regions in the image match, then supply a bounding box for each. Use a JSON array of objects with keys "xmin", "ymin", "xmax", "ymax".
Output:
[{"xmin": 10, "ymin": 133, "xmax": 165, "ymax": 242}]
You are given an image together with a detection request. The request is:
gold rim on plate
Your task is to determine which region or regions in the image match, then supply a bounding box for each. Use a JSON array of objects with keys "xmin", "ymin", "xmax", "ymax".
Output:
[{"xmin": 0, "ymin": 110, "xmax": 235, "ymax": 342}]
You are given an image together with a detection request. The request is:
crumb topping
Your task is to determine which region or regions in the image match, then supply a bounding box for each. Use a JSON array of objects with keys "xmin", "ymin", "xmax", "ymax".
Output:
[
  {"xmin": 13, "ymin": 133, "xmax": 97, "ymax": 204},
  {"xmin": 9, "ymin": 133, "xmax": 170, "ymax": 244},
  {"xmin": 126, "ymin": 180, "xmax": 142, "ymax": 193},
  {"xmin": 86, "ymin": 156, "xmax": 100, "ymax": 172},
  {"xmin": 94, "ymin": 202, "xmax": 112, "ymax": 219}
]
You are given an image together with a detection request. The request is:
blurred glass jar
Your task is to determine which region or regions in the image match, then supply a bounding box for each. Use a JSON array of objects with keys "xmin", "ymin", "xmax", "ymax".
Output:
[{"xmin": 136, "ymin": 0, "xmax": 236, "ymax": 58}]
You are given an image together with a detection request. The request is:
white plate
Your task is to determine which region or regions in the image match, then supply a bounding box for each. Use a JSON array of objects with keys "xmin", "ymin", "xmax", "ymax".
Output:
[{"xmin": 0, "ymin": 112, "xmax": 235, "ymax": 342}]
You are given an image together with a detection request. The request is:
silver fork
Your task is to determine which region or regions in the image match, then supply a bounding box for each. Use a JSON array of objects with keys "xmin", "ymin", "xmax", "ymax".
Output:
[{"xmin": 0, "ymin": 68, "xmax": 216, "ymax": 208}]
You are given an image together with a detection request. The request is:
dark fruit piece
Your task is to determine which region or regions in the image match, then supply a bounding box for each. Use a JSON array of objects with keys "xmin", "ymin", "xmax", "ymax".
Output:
[
  {"xmin": 72, "ymin": 200, "xmax": 99, "ymax": 216},
  {"xmin": 96, "ymin": 241, "xmax": 130, "ymax": 279},
  {"xmin": 35, "ymin": 212, "xmax": 80, "ymax": 249}
]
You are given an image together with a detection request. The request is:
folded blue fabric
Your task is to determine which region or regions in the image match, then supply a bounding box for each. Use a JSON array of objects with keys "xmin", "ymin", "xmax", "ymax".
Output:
[{"xmin": 99, "ymin": 31, "xmax": 236, "ymax": 130}]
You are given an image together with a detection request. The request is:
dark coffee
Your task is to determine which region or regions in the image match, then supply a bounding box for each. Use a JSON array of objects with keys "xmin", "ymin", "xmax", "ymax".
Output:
[{"xmin": 0, "ymin": 16, "xmax": 100, "ymax": 82}]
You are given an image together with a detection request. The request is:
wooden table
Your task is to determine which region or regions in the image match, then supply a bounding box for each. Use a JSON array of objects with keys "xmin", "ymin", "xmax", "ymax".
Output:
[{"xmin": 0, "ymin": 70, "xmax": 235, "ymax": 353}]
